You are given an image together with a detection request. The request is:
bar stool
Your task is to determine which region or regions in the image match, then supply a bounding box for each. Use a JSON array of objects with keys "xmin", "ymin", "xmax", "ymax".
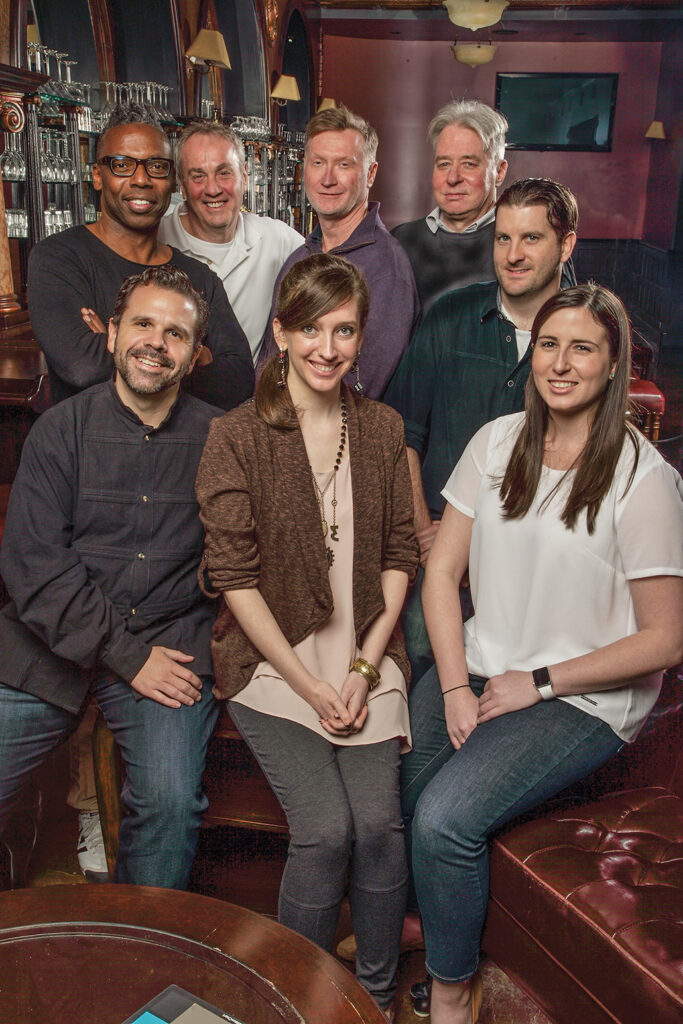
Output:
[
  {"xmin": 92, "ymin": 710, "xmax": 122, "ymax": 879},
  {"xmin": 628, "ymin": 377, "xmax": 665, "ymax": 442}
]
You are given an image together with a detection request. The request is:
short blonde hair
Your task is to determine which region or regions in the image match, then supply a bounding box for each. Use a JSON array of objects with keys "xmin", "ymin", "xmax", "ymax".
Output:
[{"xmin": 305, "ymin": 105, "xmax": 378, "ymax": 168}]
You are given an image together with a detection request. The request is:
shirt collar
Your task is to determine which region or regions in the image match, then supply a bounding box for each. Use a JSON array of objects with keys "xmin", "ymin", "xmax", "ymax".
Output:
[
  {"xmin": 307, "ymin": 201, "xmax": 381, "ymax": 252},
  {"xmin": 107, "ymin": 376, "xmax": 183, "ymax": 431},
  {"xmin": 425, "ymin": 205, "xmax": 496, "ymax": 236}
]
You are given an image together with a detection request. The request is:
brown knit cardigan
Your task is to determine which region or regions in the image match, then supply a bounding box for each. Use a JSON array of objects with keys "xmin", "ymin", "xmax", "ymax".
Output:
[{"xmin": 195, "ymin": 387, "xmax": 420, "ymax": 700}]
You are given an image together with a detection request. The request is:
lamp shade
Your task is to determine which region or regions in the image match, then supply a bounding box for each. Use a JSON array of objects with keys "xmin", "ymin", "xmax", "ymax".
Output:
[
  {"xmin": 185, "ymin": 29, "xmax": 231, "ymax": 70},
  {"xmin": 452, "ymin": 42, "xmax": 497, "ymax": 67},
  {"xmin": 443, "ymin": 0, "xmax": 509, "ymax": 31},
  {"xmin": 645, "ymin": 120, "xmax": 666, "ymax": 140},
  {"xmin": 317, "ymin": 97, "xmax": 337, "ymax": 112},
  {"xmin": 271, "ymin": 74, "xmax": 301, "ymax": 102}
]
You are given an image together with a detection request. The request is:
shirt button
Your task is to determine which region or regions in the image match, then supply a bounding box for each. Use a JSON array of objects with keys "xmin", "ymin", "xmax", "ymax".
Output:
[
  {"xmin": 507, "ymin": 380, "xmax": 514, "ymax": 388},
  {"xmin": 131, "ymin": 608, "xmax": 136, "ymax": 615},
  {"xmin": 138, "ymin": 552, "xmax": 145, "ymax": 559},
  {"xmin": 142, "ymin": 495, "xmax": 148, "ymax": 502},
  {"xmin": 144, "ymin": 435, "xmax": 150, "ymax": 442}
]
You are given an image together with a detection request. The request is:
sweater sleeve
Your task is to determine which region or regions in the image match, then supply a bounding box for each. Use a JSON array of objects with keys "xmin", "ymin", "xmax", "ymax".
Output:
[
  {"xmin": 195, "ymin": 414, "xmax": 261, "ymax": 592},
  {"xmin": 27, "ymin": 235, "xmax": 113, "ymax": 393},
  {"xmin": 0, "ymin": 414, "xmax": 151, "ymax": 682},
  {"xmin": 382, "ymin": 412, "xmax": 420, "ymax": 581}
]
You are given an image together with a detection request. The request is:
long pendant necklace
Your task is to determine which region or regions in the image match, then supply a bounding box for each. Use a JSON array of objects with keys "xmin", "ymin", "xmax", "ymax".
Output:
[{"xmin": 311, "ymin": 395, "xmax": 347, "ymax": 570}]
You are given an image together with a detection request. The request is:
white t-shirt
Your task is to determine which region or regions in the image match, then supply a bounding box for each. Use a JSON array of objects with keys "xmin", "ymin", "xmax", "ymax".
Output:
[
  {"xmin": 499, "ymin": 299, "xmax": 531, "ymax": 361},
  {"xmin": 159, "ymin": 206, "xmax": 302, "ymax": 362},
  {"xmin": 442, "ymin": 412, "xmax": 683, "ymax": 741}
]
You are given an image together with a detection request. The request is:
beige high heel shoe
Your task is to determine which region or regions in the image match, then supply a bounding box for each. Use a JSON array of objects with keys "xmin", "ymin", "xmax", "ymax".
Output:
[
  {"xmin": 469, "ymin": 970, "xmax": 483, "ymax": 1023},
  {"xmin": 419, "ymin": 970, "xmax": 483, "ymax": 1023}
]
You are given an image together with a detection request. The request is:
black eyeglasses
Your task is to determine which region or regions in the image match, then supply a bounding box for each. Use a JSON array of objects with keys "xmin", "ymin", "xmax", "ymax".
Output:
[{"xmin": 97, "ymin": 155, "xmax": 174, "ymax": 179}]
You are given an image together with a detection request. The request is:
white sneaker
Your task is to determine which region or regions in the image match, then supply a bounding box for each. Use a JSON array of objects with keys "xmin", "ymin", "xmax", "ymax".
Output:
[{"xmin": 77, "ymin": 811, "xmax": 109, "ymax": 882}]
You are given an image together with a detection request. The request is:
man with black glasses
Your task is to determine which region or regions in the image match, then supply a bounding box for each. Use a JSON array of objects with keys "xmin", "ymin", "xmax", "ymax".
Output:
[{"xmin": 28, "ymin": 104, "xmax": 254, "ymax": 411}]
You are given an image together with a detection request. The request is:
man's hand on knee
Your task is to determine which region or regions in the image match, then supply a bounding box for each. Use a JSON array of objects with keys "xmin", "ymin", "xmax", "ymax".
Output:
[{"xmin": 131, "ymin": 647, "xmax": 203, "ymax": 708}]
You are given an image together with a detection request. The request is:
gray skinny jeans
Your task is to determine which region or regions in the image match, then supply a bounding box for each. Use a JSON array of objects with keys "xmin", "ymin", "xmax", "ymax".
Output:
[{"xmin": 228, "ymin": 702, "xmax": 408, "ymax": 1009}]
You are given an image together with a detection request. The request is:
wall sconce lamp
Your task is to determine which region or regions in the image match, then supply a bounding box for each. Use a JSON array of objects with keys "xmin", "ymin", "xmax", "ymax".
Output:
[
  {"xmin": 443, "ymin": 0, "xmax": 509, "ymax": 32},
  {"xmin": 317, "ymin": 98, "xmax": 337, "ymax": 112},
  {"xmin": 645, "ymin": 120, "xmax": 666, "ymax": 140},
  {"xmin": 452, "ymin": 41, "xmax": 497, "ymax": 67},
  {"xmin": 185, "ymin": 29, "xmax": 231, "ymax": 75},
  {"xmin": 271, "ymin": 74, "xmax": 301, "ymax": 106}
]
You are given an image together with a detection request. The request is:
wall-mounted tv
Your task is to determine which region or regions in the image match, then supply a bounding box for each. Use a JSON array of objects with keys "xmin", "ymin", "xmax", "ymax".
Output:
[{"xmin": 495, "ymin": 73, "xmax": 618, "ymax": 152}]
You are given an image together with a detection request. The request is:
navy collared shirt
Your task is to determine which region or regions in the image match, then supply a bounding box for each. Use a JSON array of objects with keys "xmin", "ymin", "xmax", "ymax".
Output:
[
  {"xmin": 0, "ymin": 379, "xmax": 220, "ymax": 712},
  {"xmin": 384, "ymin": 280, "xmax": 530, "ymax": 518}
]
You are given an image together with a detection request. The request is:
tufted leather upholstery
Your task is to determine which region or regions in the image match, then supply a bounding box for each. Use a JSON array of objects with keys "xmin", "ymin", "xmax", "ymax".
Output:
[{"xmin": 482, "ymin": 675, "xmax": 683, "ymax": 1024}]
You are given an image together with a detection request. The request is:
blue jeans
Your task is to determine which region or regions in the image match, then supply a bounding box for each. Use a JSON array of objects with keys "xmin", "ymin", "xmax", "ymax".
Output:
[
  {"xmin": 401, "ymin": 568, "xmax": 434, "ymax": 687},
  {"xmin": 402, "ymin": 569, "xmax": 474, "ymax": 688},
  {"xmin": 0, "ymin": 676, "xmax": 218, "ymax": 889},
  {"xmin": 400, "ymin": 668, "xmax": 623, "ymax": 982}
]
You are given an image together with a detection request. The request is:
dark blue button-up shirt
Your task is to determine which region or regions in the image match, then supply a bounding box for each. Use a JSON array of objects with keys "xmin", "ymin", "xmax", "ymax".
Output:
[
  {"xmin": 0, "ymin": 380, "xmax": 220, "ymax": 712},
  {"xmin": 384, "ymin": 281, "xmax": 530, "ymax": 518}
]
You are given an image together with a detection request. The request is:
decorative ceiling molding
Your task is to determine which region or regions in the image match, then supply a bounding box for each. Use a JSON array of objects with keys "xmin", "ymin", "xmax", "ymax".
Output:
[{"xmin": 316, "ymin": 1, "xmax": 681, "ymax": 9}]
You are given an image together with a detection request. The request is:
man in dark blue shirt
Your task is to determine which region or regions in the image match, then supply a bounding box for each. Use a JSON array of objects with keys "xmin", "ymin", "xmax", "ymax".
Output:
[{"xmin": 0, "ymin": 266, "xmax": 221, "ymax": 889}]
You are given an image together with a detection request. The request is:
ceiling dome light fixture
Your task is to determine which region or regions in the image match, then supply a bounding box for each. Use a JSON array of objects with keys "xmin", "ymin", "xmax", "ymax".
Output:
[
  {"xmin": 452, "ymin": 41, "xmax": 498, "ymax": 67},
  {"xmin": 443, "ymin": 0, "xmax": 509, "ymax": 32}
]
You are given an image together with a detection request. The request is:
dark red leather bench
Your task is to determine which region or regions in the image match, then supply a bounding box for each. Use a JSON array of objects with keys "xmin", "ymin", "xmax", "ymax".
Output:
[{"xmin": 483, "ymin": 670, "xmax": 683, "ymax": 1024}]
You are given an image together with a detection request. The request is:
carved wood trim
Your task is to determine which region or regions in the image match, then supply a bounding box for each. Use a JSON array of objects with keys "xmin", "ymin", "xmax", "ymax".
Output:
[
  {"xmin": 87, "ymin": 0, "xmax": 116, "ymax": 82},
  {"xmin": 168, "ymin": 0, "xmax": 188, "ymax": 117}
]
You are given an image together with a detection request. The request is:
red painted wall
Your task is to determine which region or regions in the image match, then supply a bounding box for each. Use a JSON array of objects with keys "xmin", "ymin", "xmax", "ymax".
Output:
[
  {"xmin": 642, "ymin": 37, "xmax": 683, "ymax": 249},
  {"xmin": 322, "ymin": 38, "xmax": 661, "ymax": 239}
]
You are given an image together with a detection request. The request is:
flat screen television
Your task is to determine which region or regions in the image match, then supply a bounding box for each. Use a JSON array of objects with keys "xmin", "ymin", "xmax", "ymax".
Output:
[{"xmin": 495, "ymin": 73, "xmax": 618, "ymax": 152}]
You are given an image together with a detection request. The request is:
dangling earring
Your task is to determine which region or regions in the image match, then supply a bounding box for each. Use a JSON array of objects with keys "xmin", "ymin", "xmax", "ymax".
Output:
[
  {"xmin": 278, "ymin": 348, "xmax": 287, "ymax": 388},
  {"xmin": 352, "ymin": 357, "xmax": 363, "ymax": 395}
]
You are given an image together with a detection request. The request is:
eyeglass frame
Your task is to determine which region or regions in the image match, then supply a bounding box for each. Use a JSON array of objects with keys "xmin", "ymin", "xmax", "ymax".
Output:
[{"xmin": 97, "ymin": 154, "xmax": 174, "ymax": 179}]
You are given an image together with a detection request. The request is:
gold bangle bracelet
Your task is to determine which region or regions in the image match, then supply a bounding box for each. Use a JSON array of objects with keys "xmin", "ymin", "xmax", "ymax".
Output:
[{"xmin": 349, "ymin": 657, "xmax": 381, "ymax": 691}]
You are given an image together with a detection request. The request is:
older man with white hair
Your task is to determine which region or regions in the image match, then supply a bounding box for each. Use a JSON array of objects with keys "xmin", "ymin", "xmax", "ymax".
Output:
[{"xmin": 392, "ymin": 99, "xmax": 510, "ymax": 312}]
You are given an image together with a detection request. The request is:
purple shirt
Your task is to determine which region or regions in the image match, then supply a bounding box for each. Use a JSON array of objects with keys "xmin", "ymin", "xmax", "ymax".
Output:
[{"xmin": 259, "ymin": 202, "xmax": 421, "ymax": 400}]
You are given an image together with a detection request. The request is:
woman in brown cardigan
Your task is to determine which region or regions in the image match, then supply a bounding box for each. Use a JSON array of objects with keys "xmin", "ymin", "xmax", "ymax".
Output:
[{"xmin": 196, "ymin": 254, "xmax": 419, "ymax": 1020}]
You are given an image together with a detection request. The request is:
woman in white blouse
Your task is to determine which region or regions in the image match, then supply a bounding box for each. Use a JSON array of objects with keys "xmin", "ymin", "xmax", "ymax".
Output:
[{"xmin": 401, "ymin": 283, "xmax": 683, "ymax": 1024}]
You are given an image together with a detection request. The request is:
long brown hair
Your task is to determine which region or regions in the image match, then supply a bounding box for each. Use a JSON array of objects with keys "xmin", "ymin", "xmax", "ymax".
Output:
[
  {"xmin": 256, "ymin": 254, "xmax": 370, "ymax": 429},
  {"xmin": 499, "ymin": 283, "xmax": 639, "ymax": 533}
]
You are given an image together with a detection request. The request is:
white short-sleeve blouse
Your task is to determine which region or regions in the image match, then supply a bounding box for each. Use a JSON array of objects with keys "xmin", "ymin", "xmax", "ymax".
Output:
[{"xmin": 442, "ymin": 412, "xmax": 683, "ymax": 742}]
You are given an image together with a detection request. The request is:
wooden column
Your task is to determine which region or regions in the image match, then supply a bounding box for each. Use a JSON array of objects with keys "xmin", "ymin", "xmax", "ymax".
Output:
[
  {"xmin": 0, "ymin": 96, "xmax": 22, "ymax": 312},
  {"xmin": 0, "ymin": 64, "xmax": 47, "ymax": 318}
]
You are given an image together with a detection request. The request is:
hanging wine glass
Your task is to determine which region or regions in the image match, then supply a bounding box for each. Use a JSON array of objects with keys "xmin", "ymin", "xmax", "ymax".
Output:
[
  {"xmin": 40, "ymin": 131, "xmax": 57, "ymax": 183},
  {"xmin": 27, "ymin": 41, "xmax": 41, "ymax": 73},
  {"xmin": 0, "ymin": 133, "xmax": 24, "ymax": 182},
  {"xmin": 56, "ymin": 136, "xmax": 72, "ymax": 183},
  {"xmin": 51, "ymin": 53, "xmax": 71, "ymax": 99}
]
